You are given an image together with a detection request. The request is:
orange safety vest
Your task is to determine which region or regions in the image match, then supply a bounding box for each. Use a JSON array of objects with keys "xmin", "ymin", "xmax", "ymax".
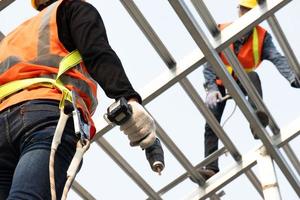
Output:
[
  {"xmin": 216, "ymin": 23, "xmax": 266, "ymax": 86},
  {"xmin": 0, "ymin": 1, "xmax": 98, "ymax": 138}
]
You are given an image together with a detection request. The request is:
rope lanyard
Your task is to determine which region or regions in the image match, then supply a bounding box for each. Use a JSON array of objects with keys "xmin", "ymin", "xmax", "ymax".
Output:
[{"xmin": 0, "ymin": 49, "xmax": 88, "ymax": 200}]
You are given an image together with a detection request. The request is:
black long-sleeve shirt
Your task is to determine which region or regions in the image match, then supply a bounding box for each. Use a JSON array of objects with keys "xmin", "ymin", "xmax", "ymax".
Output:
[{"xmin": 56, "ymin": 0, "xmax": 142, "ymax": 103}]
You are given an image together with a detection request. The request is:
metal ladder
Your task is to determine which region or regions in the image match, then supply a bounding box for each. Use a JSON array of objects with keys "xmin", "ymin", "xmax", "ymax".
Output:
[{"xmin": 1, "ymin": 0, "xmax": 299, "ymax": 199}]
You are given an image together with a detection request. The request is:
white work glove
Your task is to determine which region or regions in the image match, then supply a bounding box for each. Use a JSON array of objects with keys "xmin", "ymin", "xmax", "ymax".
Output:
[
  {"xmin": 120, "ymin": 101, "xmax": 156, "ymax": 149},
  {"xmin": 205, "ymin": 90, "xmax": 222, "ymax": 109}
]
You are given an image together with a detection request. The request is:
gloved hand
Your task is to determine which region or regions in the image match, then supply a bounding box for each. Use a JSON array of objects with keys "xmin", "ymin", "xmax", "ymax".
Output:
[
  {"xmin": 120, "ymin": 101, "xmax": 156, "ymax": 149},
  {"xmin": 291, "ymin": 78, "xmax": 300, "ymax": 88},
  {"xmin": 205, "ymin": 90, "xmax": 222, "ymax": 109}
]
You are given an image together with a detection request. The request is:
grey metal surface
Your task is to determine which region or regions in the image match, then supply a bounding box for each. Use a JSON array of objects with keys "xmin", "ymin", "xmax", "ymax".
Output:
[
  {"xmin": 146, "ymin": 147, "xmax": 227, "ymax": 199},
  {"xmin": 273, "ymin": 116, "xmax": 300, "ymax": 147},
  {"xmin": 155, "ymin": 121, "xmax": 206, "ymax": 186},
  {"xmin": 96, "ymin": 137, "xmax": 162, "ymax": 200},
  {"xmin": 282, "ymin": 144, "xmax": 300, "ymax": 177},
  {"xmin": 72, "ymin": 180, "xmax": 97, "ymax": 200},
  {"xmin": 190, "ymin": 0, "xmax": 220, "ymax": 37},
  {"xmin": 120, "ymin": 0, "xmax": 176, "ymax": 68},
  {"xmin": 256, "ymin": 147, "xmax": 282, "ymax": 200},
  {"xmin": 0, "ymin": 0, "xmax": 15, "ymax": 11},
  {"xmin": 0, "ymin": 31, "xmax": 4, "ymax": 41},
  {"xmin": 267, "ymin": 15, "xmax": 300, "ymax": 80},
  {"xmin": 185, "ymin": 117, "xmax": 300, "ymax": 199},
  {"xmin": 185, "ymin": 148, "xmax": 259, "ymax": 200}
]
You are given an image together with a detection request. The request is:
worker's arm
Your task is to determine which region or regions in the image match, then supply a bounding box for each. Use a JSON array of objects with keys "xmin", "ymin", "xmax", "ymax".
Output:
[
  {"xmin": 203, "ymin": 62, "xmax": 219, "ymax": 92},
  {"xmin": 202, "ymin": 62, "xmax": 223, "ymax": 108},
  {"xmin": 57, "ymin": 1, "xmax": 157, "ymax": 148},
  {"xmin": 262, "ymin": 32, "xmax": 297, "ymax": 86},
  {"xmin": 57, "ymin": 1, "xmax": 142, "ymax": 103}
]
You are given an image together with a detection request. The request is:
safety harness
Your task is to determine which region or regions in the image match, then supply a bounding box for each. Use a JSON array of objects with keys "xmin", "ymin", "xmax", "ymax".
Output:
[{"xmin": 0, "ymin": 50, "xmax": 92, "ymax": 200}]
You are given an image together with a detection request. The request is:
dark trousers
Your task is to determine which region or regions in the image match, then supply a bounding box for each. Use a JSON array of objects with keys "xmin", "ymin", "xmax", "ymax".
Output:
[
  {"xmin": 204, "ymin": 71, "xmax": 263, "ymax": 172},
  {"xmin": 0, "ymin": 100, "xmax": 78, "ymax": 200}
]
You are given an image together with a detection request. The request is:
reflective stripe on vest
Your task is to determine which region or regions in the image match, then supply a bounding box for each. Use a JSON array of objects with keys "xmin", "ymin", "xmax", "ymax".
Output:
[{"xmin": 0, "ymin": 0, "xmax": 98, "ymax": 113}]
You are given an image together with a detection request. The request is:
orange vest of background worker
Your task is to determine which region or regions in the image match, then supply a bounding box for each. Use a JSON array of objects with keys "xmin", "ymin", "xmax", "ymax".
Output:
[{"xmin": 216, "ymin": 23, "xmax": 267, "ymax": 86}]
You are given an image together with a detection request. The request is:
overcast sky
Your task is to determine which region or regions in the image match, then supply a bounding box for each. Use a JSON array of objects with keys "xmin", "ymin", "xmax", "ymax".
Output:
[{"xmin": 1, "ymin": 0, "xmax": 300, "ymax": 199}]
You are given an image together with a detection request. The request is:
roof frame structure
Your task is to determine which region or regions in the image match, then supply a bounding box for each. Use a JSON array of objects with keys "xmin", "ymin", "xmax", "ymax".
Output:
[{"xmin": 1, "ymin": 0, "xmax": 299, "ymax": 199}]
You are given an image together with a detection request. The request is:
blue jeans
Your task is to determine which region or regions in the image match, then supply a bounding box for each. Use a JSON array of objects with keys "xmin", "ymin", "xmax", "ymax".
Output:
[
  {"xmin": 0, "ymin": 100, "xmax": 79, "ymax": 200},
  {"xmin": 204, "ymin": 71, "xmax": 262, "ymax": 172}
]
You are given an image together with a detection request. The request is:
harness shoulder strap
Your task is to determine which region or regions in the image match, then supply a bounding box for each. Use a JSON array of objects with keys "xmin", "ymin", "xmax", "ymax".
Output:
[{"xmin": 57, "ymin": 50, "xmax": 82, "ymax": 79}]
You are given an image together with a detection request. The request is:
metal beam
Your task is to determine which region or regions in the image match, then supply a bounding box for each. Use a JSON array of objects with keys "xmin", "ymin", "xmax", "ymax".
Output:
[
  {"xmin": 155, "ymin": 121, "xmax": 206, "ymax": 185},
  {"xmin": 0, "ymin": 0, "xmax": 15, "ymax": 11},
  {"xmin": 96, "ymin": 137, "xmax": 162, "ymax": 200},
  {"xmin": 146, "ymin": 147, "xmax": 227, "ymax": 199},
  {"xmin": 190, "ymin": 0, "xmax": 220, "ymax": 37},
  {"xmin": 267, "ymin": 14, "xmax": 300, "ymax": 80},
  {"xmin": 120, "ymin": 0, "xmax": 176, "ymax": 68},
  {"xmin": 184, "ymin": 147, "xmax": 259, "ymax": 200},
  {"xmin": 0, "ymin": 31, "xmax": 4, "ymax": 41},
  {"xmin": 273, "ymin": 116, "xmax": 300, "ymax": 147},
  {"xmin": 71, "ymin": 180, "xmax": 96, "ymax": 200},
  {"xmin": 184, "ymin": 116, "xmax": 300, "ymax": 200},
  {"xmin": 257, "ymin": 147, "xmax": 282, "ymax": 200},
  {"xmin": 282, "ymin": 145, "xmax": 300, "ymax": 177}
]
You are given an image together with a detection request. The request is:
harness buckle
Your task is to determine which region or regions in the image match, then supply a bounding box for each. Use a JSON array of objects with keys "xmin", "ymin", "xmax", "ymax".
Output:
[{"xmin": 70, "ymin": 91, "xmax": 91, "ymax": 145}]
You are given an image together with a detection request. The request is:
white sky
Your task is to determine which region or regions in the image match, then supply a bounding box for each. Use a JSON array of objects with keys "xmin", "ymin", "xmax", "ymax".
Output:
[{"xmin": 1, "ymin": 0, "xmax": 300, "ymax": 200}]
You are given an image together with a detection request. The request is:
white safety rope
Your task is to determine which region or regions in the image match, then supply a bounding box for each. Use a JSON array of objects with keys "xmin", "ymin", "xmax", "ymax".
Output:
[
  {"xmin": 61, "ymin": 140, "xmax": 90, "ymax": 200},
  {"xmin": 50, "ymin": 108, "xmax": 70, "ymax": 200}
]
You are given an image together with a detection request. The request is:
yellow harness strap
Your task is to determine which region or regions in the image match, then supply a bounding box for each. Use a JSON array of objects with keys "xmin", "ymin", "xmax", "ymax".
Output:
[
  {"xmin": 0, "ymin": 50, "xmax": 82, "ymax": 108},
  {"xmin": 57, "ymin": 50, "xmax": 82, "ymax": 79},
  {"xmin": 252, "ymin": 27, "xmax": 259, "ymax": 67}
]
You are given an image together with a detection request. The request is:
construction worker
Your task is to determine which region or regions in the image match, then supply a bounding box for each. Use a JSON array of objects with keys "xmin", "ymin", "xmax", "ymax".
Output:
[
  {"xmin": 195, "ymin": 0, "xmax": 300, "ymax": 181},
  {"xmin": 0, "ymin": 0, "xmax": 159, "ymax": 199}
]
